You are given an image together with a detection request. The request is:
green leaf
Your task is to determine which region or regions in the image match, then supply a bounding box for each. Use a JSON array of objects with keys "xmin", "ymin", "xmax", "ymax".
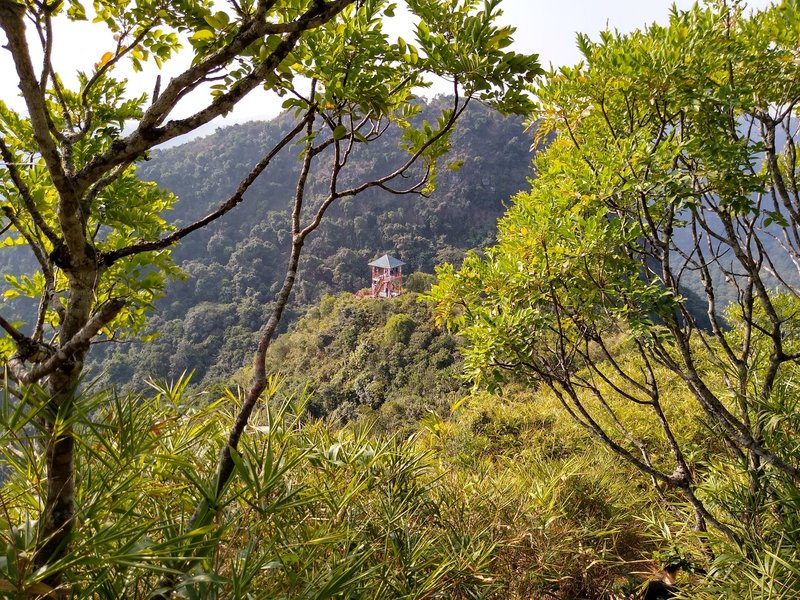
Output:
[
  {"xmin": 191, "ymin": 29, "xmax": 215, "ymax": 42},
  {"xmin": 0, "ymin": 236, "xmax": 25, "ymax": 247},
  {"xmin": 446, "ymin": 159, "xmax": 465, "ymax": 170},
  {"xmin": 333, "ymin": 124, "xmax": 348, "ymax": 141},
  {"xmin": 204, "ymin": 11, "xmax": 230, "ymax": 30}
]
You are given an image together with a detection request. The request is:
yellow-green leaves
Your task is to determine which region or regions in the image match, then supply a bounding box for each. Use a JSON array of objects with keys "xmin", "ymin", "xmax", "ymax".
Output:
[
  {"xmin": 66, "ymin": 1, "xmax": 87, "ymax": 20},
  {"xmin": 203, "ymin": 10, "xmax": 230, "ymax": 30},
  {"xmin": 408, "ymin": 0, "xmax": 541, "ymax": 114},
  {"xmin": 3, "ymin": 273, "xmax": 46, "ymax": 301},
  {"xmin": 0, "ymin": 236, "xmax": 26, "ymax": 248},
  {"xmin": 190, "ymin": 29, "xmax": 215, "ymax": 42}
]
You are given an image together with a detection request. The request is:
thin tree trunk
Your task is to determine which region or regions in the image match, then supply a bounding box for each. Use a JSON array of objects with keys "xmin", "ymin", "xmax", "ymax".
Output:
[
  {"xmin": 36, "ymin": 411, "xmax": 75, "ymax": 578},
  {"xmin": 34, "ymin": 272, "xmax": 95, "ymax": 584}
]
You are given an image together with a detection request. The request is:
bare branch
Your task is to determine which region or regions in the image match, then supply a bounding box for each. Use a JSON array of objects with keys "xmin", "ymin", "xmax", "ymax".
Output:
[
  {"xmin": 0, "ymin": 313, "xmax": 28, "ymax": 344},
  {"xmin": 283, "ymin": 80, "xmax": 320, "ymax": 238},
  {"xmin": 319, "ymin": 94, "xmax": 469, "ymax": 229},
  {"xmin": 5, "ymin": 298, "xmax": 126, "ymax": 384},
  {"xmin": 80, "ymin": 24, "xmax": 155, "ymax": 111},
  {"xmin": 0, "ymin": 1, "xmax": 70, "ymax": 195},
  {"xmin": 28, "ymin": 4, "xmax": 73, "ymax": 133},
  {"xmin": 374, "ymin": 169, "xmax": 430, "ymax": 195},
  {"xmin": 99, "ymin": 111, "xmax": 312, "ymax": 267}
]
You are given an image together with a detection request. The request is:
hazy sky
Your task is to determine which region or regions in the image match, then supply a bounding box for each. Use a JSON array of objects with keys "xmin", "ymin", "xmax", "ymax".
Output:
[
  {"xmin": 500, "ymin": 0, "xmax": 773, "ymax": 66},
  {"xmin": 0, "ymin": 0, "xmax": 775, "ymax": 127}
]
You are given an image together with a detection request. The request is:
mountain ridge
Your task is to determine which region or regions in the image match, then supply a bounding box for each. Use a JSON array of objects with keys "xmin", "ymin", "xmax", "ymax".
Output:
[{"xmin": 95, "ymin": 99, "xmax": 535, "ymax": 387}]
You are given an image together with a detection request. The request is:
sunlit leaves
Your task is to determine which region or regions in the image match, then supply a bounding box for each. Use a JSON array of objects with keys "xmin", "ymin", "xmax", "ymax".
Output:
[
  {"xmin": 190, "ymin": 28, "xmax": 215, "ymax": 42},
  {"xmin": 83, "ymin": 1, "xmax": 191, "ymax": 71},
  {"xmin": 0, "ymin": 380, "xmax": 501, "ymax": 597},
  {"xmin": 432, "ymin": 0, "xmax": 800, "ymax": 394},
  {"xmin": 66, "ymin": 1, "xmax": 88, "ymax": 21},
  {"xmin": 408, "ymin": 0, "xmax": 541, "ymax": 113},
  {"xmin": 1, "ymin": 81, "xmax": 177, "ymax": 342},
  {"xmin": 203, "ymin": 10, "xmax": 230, "ymax": 30}
]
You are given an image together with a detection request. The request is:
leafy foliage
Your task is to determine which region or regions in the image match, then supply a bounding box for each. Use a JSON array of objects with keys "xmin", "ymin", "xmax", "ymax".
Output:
[
  {"xmin": 258, "ymin": 290, "xmax": 464, "ymax": 434},
  {"xmin": 0, "ymin": 378, "xmax": 495, "ymax": 598},
  {"xmin": 0, "ymin": 375, "xmax": 681, "ymax": 599},
  {"xmin": 1, "ymin": 0, "xmax": 540, "ymax": 582},
  {"xmin": 431, "ymin": 1, "xmax": 800, "ymax": 595}
]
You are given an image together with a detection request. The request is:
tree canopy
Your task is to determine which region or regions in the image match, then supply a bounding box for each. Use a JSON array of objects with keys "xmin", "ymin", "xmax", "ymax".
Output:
[{"xmin": 432, "ymin": 0, "xmax": 800, "ymax": 560}]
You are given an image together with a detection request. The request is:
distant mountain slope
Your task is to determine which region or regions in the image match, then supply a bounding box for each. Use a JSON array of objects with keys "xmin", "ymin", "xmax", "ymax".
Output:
[{"xmin": 95, "ymin": 99, "xmax": 535, "ymax": 387}]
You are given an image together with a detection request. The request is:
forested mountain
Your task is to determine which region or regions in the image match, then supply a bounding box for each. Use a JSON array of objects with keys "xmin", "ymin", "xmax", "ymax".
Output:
[{"xmin": 95, "ymin": 99, "xmax": 534, "ymax": 387}]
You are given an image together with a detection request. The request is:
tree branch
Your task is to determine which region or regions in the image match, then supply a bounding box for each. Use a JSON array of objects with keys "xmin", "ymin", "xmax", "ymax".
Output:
[
  {"xmin": 0, "ymin": 205, "xmax": 53, "ymax": 280},
  {"xmin": 98, "ymin": 111, "xmax": 312, "ymax": 267},
  {"xmin": 76, "ymin": 0, "xmax": 356, "ymax": 193},
  {"xmin": 80, "ymin": 24, "xmax": 155, "ymax": 112},
  {"xmin": 332, "ymin": 93, "xmax": 468, "ymax": 204},
  {"xmin": 0, "ymin": 1, "xmax": 71, "ymax": 195},
  {"xmin": 5, "ymin": 298, "xmax": 126, "ymax": 385},
  {"xmin": 0, "ymin": 313, "xmax": 27, "ymax": 344}
]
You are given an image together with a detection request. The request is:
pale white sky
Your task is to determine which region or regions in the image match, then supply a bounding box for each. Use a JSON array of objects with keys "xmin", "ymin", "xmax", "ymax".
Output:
[
  {"xmin": 501, "ymin": 0, "xmax": 773, "ymax": 65},
  {"xmin": 0, "ymin": 0, "xmax": 775, "ymax": 130}
]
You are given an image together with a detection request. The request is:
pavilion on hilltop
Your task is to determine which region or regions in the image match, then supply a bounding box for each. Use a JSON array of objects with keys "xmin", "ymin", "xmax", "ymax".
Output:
[{"xmin": 368, "ymin": 254, "xmax": 404, "ymax": 297}]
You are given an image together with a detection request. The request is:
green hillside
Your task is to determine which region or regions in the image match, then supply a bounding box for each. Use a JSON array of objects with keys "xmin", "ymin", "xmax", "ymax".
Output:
[
  {"xmin": 94, "ymin": 99, "xmax": 534, "ymax": 387},
  {"xmin": 262, "ymin": 288, "xmax": 464, "ymax": 432}
]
